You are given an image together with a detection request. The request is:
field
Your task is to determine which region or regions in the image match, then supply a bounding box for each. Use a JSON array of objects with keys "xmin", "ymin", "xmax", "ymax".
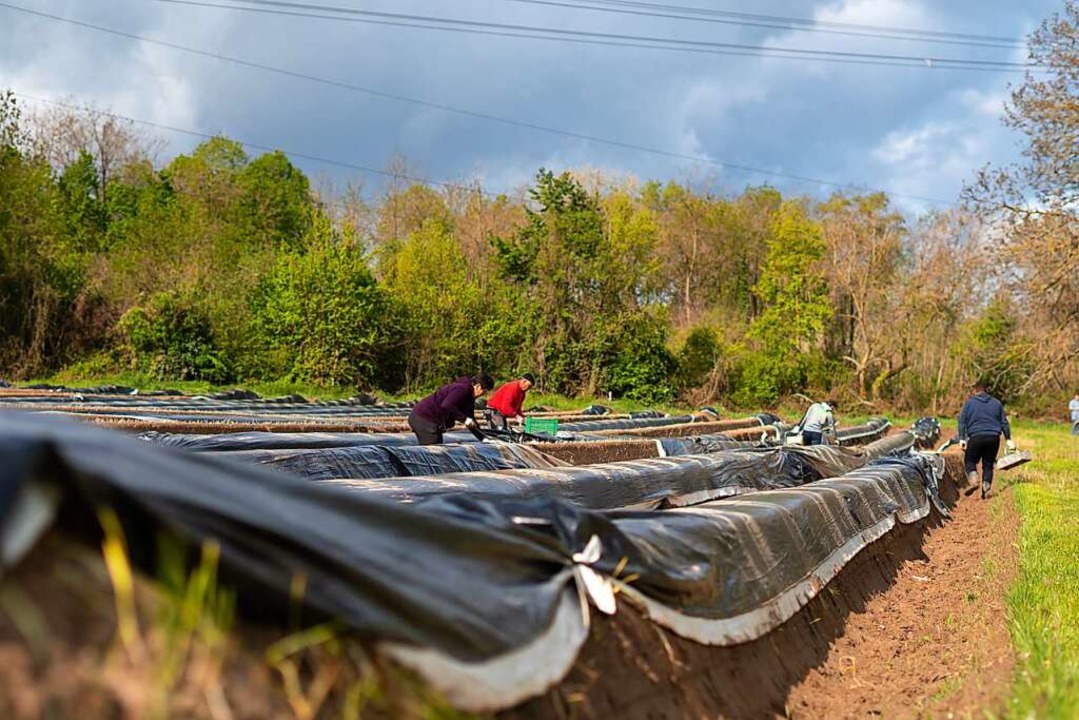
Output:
[{"xmin": 0, "ymin": 384, "xmax": 1077, "ymax": 718}]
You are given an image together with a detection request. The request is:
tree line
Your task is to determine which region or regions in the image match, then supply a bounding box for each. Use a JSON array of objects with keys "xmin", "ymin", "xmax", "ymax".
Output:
[{"xmin": 3, "ymin": 0, "xmax": 1079, "ymax": 417}]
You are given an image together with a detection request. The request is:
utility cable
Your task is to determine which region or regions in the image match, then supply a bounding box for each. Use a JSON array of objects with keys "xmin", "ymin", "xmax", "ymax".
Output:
[
  {"xmin": 0, "ymin": 4, "xmax": 957, "ymax": 203},
  {"xmin": 158, "ymin": 0, "xmax": 1037, "ymax": 70}
]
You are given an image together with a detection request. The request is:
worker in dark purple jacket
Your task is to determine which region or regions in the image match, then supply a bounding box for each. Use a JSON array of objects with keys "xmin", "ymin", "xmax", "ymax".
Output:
[{"xmin": 408, "ymin": 374, "xmax": 495, "ymax": 445}]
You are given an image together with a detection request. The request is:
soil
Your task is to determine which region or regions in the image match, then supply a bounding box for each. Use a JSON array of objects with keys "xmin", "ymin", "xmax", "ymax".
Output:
[
  {"xmin": 591, "ymin": 418, "xmax": 767, "ymax": 439},
  {"xmin": 786, "ymin": 456, "xmax": 1019, "ymax": 719},
  {"xmin": 506, "ymin": 452, "xmax": 1020, "ymax": 720},
  {"xmin": 541, "ymin": 440, "xmax": 663, "ymax": 464}
]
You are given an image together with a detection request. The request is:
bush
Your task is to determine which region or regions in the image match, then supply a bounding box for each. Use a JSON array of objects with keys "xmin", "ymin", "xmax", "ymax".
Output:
[
  {"xmin": 676, "ymin": 326, "xmax": 721, "ymax": 391},
  {"xmin": 117, "ymin": 293, "xmax": 232, "ymax": 383},
  {"xmin": 253, "ymin": 218, "xmax": 402, "ymax": 388},
  {"xmin": 730, "ymin": 351, "xmax": 805, "ymax": 408},
  {"xmin": 604, "ymin": 313, "xmax": 678, "ymax": 403}
]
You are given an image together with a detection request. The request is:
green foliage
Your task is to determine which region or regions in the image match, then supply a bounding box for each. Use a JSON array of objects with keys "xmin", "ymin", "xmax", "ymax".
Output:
[
  {"xmin": 960, "ymin": 299, "xmax": 1032, "ymax": 404},
  {"xmin": 254, "ymin": 215, "xmax": 400, "ymax": 388},
  {"xmin": 118, "ymin": 292, "xmax": 232, "ymax": 383},
  {"xmin": 58, "ymin": 151, "xmax": 108, "ymax": 253},
  {"xmin": 0, "ymin": 96, "xmax": 88, "ymax": 376},
  {"xmin": 2, "ymin": 87, "xmax": 1073, "ymax": 410},
  {"xmin": 604, "ymin": 312, "xmax": 678, "ymax": 403},
  {"xmin": 382, "ymin": 218, "xmax": 485, "ymax": 388},
  {"xmin": 749, "ymin": 201, "xmax": 831, "ymax": 358},
  {"xmin": 676, "ymin": 326, "xmax": 721, "ymax": 390},
  {"xmin": 237, "ymin": 150, "xmax": 313, "ymax": 251},
  {"xmin": 731, "ymin": 351, "xmax": 807, "ymax": 408}
]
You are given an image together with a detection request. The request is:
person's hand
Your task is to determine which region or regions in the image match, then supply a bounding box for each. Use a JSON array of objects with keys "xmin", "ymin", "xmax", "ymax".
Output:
[
  {"xmin": 959, "ymin": 439, "xmax": 967, "ymax": 450},
  {"xmin": 464, "ymin": 417, "xmax": 477, "ymax": 429},
  {"xmin": 1006, "ymin": 439, "xmax": 1017, "ymax": 453}
]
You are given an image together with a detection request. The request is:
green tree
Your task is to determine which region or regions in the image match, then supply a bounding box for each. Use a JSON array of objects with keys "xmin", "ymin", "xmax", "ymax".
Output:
[
  {"xmin": 255, "ymin": 214, "xmax": 400, "ymax": 388},
  {"xmin": 750, "ymin": 201, "xmax": 831, "ymax": 357},
  {"xmin": 57, "ymin": 150, "xmax": 108, "ymax": 254},
  {"xmin": 236, "ymin": 151, "xmax": 313, "ymax": 251},
  {"xmin": 383, "ymin": 218, "xmax": 484, "ymax": 388},
  {"xmin": 735, "ymin": 201, "xmax": 832, "ymax": 406},
  {"xmin": 0, "ymin": 92, "xmax": 86, "ymax": 376}
]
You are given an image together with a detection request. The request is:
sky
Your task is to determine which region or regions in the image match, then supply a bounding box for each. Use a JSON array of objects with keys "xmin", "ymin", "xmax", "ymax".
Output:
[{"xmin": 0, "ymin": 0, "xmax": 1063, "ymax": 212}]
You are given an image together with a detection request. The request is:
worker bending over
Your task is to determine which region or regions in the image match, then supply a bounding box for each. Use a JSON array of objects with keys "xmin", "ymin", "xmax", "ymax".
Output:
[
  {"xmin": 802, "ymin": 399, "xmax": 838, "ymax": 446},
  {"xmin": 485, "ymin": 373, "xmax": 536, "ymax": 430},
  {"xmin": 408, "ymin": 374, "xmax": 494, "ymax": 445}
]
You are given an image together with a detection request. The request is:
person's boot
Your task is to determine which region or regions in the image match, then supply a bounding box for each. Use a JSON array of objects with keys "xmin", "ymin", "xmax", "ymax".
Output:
[
  {"xmin": 965, "ymin": 470, "xmax": 980, "ymax": 496},
  {"xmin": 981, "ymin": 479, "xmax": 991, "ymax": 500}
]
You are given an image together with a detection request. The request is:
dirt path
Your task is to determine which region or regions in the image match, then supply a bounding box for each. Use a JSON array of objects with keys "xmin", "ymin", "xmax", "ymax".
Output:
[{"xmin": 786, "ymin": 476, "xmax": 1020, "ymax": 718}]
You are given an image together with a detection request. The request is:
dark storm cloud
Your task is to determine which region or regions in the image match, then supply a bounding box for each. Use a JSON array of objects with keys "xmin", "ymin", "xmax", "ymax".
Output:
[{"xmin": 0, "ymin": 0, "xmax": 1062, "ymax": 208}]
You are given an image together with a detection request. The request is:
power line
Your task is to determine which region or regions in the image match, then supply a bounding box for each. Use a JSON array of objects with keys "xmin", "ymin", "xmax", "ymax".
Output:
[
  {"xmin": 158, "ymin": 0, "xmax": 1037, "ymax": 70},
  {"xmin": 476, "ymin": 0, "xmax": 1026, "ymax": 50},
  {"xmin": 500, "ymin": 0, "xmax": 1024, "ymax": 47},
  {"xmin": 0, "ymin": 3, "xmax": 955, "ymax": 204}
]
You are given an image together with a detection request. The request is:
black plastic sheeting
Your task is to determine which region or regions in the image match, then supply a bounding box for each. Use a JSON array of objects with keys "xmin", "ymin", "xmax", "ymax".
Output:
[
  {"xmin": 658, "ymin": 433, "xmax": 752, "ymax": 456},
  {"xmin": 139, "ymin": 429, "xmax": 480, "ymax": 451},
  {"xmin": 0, "ymin": 412, "xmax": 943, "ymax": 711},
  {"xmin": 836, "ymin": 417, "xmax": 891, "ymax": 445},
  {"xmin": 228, "ymin": 443, "xmax": 565, "ymax": 481},
  {"xmin": 320, "ymin": 443, "xmax": 896, "ymax": 511},
  {"xmin": 609, "ymin": 454, "xmax": 946, "ymax": 644}
]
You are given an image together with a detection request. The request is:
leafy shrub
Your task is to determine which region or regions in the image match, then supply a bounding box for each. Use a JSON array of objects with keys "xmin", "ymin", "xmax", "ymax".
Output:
[
  {"xmin": 253, "ymin": 216, "xmax": 401, "ymax": 388},
  {"xmin": 118, "ymin": 293, "xmax": 232, "ymax": 382},
  {"xmin": 676, "ymin": 326, "xmax": 721, "ymax": 391},
  {"xmin": 605, "ymin": 313, "xmax": 678, "ymax": 403}
]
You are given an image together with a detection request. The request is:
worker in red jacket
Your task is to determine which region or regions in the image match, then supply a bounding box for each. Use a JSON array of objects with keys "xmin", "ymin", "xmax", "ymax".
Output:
[{"xmin": 484, "ymin": 373, "xmax": 536, "ymax": 430}]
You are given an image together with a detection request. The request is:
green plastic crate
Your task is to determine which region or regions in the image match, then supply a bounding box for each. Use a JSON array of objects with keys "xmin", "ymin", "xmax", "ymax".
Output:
[{"xmin": 525, "ymin": 417, "xmax": 559, "ymax": 434}]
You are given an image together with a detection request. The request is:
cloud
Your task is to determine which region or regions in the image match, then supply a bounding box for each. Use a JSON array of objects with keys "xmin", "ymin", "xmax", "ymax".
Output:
[{"xmin": 0, "ymin": 0, "xmax": 1061, "ymax": 207}]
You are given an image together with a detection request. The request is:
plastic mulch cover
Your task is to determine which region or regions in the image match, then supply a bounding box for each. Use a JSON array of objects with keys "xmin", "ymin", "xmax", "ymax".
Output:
[
  {"xmin": 228, "ymin": 443, "xmax": 567, "ymax": 481},
  {"xmin": 837, "ymin": 417, "xmax": 891, "ymax": 444},
  {"xmin": 320, "ymin": 443, "xmax": 902, "ymax": 510},
  {"xmin": 658, "ymin": 433, "xmax": 751, "ymax": 456},
  {"xmin": 139, "ymin": 429, "xmax": 481, "ymax": 451},
  {"xmin": 0, "ymin": 412, "xmax": 943, "ymax": 711}
]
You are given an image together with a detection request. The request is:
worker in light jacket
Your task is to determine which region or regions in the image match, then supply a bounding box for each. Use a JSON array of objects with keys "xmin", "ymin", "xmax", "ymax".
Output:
[
  {"xmin": 408, "ymin": 374, "xmax": 494, "ymax": 445},
  {"xmin": 801, "ymin": 399, "xmax": 838, "ymax": 446},
  {"xmin": 958, "ymin": 380, "xmax": 1016, "ymax": 500}
]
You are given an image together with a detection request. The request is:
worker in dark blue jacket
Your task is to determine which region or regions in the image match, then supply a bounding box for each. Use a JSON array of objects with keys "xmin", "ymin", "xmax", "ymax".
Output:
[{"xmin": 957, "ymin": 380, "xmax": 1016, "ymax": 499}]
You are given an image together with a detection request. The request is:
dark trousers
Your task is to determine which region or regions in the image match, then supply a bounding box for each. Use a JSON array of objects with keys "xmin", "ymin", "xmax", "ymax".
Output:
[
  {"xmin": 408, "ymin": 411, "xmax": 443, "ymax": 446},
  {"xmin": 964, "ymin": 434, "xmax": 1000, "ymax": 486},
  {"xmin": 803, "ymin": 430, "xmax": 824, "ymax": 446},
  {"xmin": 484, "ymin": 409, "xmax": 508, "ymax": 431}
]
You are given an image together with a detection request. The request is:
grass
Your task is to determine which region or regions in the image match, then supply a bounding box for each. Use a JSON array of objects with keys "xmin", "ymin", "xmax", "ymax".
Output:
[
  {"xmin": 87, "ymin": 516, "xmax": 477, "ymax": 719},
  {"xmin": 1001, "ymin": 421, "xmax": 1079, "ymax": 719}
]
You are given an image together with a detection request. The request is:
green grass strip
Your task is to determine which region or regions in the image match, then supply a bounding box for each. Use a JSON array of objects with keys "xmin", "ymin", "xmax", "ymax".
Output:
[{"xmin": 1006, "ymin": 422, "xmax": 1079, "ymax": 718}]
